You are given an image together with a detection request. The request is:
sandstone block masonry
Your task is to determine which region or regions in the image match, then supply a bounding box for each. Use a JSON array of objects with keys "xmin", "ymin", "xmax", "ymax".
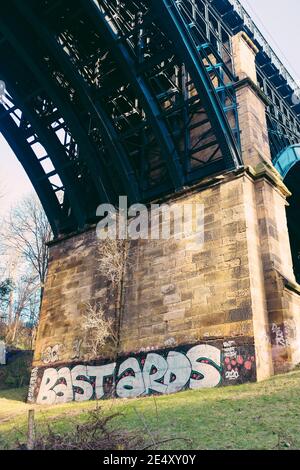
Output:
[
  {"xmin": 28, "ymin": 32, "xmax": 300, "ymax": 404},
  {"xmin": 29, "ymin": 165, "xmax": 300, "ymax": 404}
]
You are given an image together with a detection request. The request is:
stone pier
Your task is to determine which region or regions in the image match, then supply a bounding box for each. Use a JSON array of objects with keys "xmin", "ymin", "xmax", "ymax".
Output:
[{"xmin": 28, "ymin": 33, "xmax": 300, "ymax": 404}]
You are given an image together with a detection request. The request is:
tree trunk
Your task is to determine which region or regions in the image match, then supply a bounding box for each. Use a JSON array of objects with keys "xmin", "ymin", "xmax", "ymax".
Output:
[{"xmin": 11, "ymin": 312, "xmax": 21, "ymax": 343}]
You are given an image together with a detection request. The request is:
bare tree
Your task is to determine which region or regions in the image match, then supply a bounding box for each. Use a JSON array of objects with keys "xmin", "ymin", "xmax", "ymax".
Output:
[
  {"xmin": 0, "ymin": 259, "xmax": 39, "ymax": 348},
  {"xmin": 0, "ymin": 278, "xmax": 13, "ymax": 330},
  {"xmin": 2, "ymin": 194, "xmax": 52, "ymax": 301},
  {"xmin": 0, "ymin": 194, "xmax": 51, "ymax": 348},
  {"xmin": 97, "ymin": 239, "xmax": 129, "ymax": 286},
  {"xmin": 82, "ymin": 302, "xmax": 118, "ymax": 359},
  {"xmin": 82, "ymin": 237, "xmax": 131, "ymax": 360},
  {"xmin": 0, "ymin": 182, "xmax": 12, "ymax": 326},
  {"xmin": 6, "ymin": 271, "xmax": 39, "ymax": 345},
  {"xmin": 0, "ymin": 279, "xmax": 13, "ymax": 312},
  {"xmin": 96, "ymin": 238, "xmax": 131, "ymax": 353}
]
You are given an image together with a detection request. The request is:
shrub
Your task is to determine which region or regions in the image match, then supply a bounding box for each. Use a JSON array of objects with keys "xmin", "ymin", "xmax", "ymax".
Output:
[{"xmin": 18, "ymin": 406, "xmax": 144, "ymax": 450}]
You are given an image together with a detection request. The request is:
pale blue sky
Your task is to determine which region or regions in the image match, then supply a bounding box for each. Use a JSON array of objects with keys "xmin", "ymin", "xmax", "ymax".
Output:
[
  {"xmin": 0, "ymin": 0, "xmax": 299, "ymax": 215},
  {"xmin": 240, "ymin": 0, "xmax": 300, "ymax": 79}
]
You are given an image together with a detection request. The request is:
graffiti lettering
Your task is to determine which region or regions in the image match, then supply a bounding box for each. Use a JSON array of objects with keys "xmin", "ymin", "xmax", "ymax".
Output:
[
  {"xmin": 41, "ymin": 344, "xmax": 64, "ymax": 364},
  {"xmin": 225, "ymin": 370, "xmax": 239, "ymax": 380},
  {"xmin": 34, "ymin": 344, "xmax": 222, "ymax": 404},
  {"xmin": 222, "ymin": 340, "xmax": 255, "ymax": 381},
  {"xmin": 88, "ymin": 363, "xmax": 116, "ymax": 399},
  {"xmin": 188, "ymin": 345, "xmax": 221, "ymax": 389},
  {"xmin": 27, "ymin": 367, "xmax": 38, "ymax": 403},
  {"xmin": 223, "ymin": 340, "xmax": 237, "ymax": 359},
  {"xmin": 70, "ymin": 338, "xmax": 83, "ymax": 360},
  {"xmin": 30, "ymin": 341, "xmax": 256, "ymax": 404},
  {"xmin": 271, "ymin": 323, "xmax": 286, "ymax": 347},
  {"xmin": 116, "ymin": 358, "xmax": 145, "ymax": 399}
]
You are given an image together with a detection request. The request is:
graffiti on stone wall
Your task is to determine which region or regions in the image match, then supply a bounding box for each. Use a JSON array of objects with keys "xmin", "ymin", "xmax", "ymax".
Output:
[
  {"xmin": 203, "ymin": 330, "xmax": 223, "ymax": 339},
  {"xmin": 41, "ymin": 344, "xmax": 64, "ymax": 364},
  {"xmin": 271, "ymin": 323, "xmax": 286, "ymax": 347},
  {"xmin": 29, "ymin": 340, "xmax": 256, "ymax": 404},
  {"xmin": 223, "ymin": 340, "xmax": 255, "ymax": 381},
  {"xmin": 71, "ymin": 338, "xmax": 83, "ymax": 360},
  {"xmin": 271, "ymin": 320, "xmax": 297, "ymax": 348},
  {"xmin": 27, "ymin": 367, "xmax": 38, "ymax": 403}
]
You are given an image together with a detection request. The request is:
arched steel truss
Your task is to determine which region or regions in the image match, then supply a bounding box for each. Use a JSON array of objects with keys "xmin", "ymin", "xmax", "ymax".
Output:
[
  {"xmin": 273, "ymin": 145, "xmax": 300, "ymax": 180},
  {"xmin": 1, "ymin": 0, "xmax": 244, "ymax": 236}
]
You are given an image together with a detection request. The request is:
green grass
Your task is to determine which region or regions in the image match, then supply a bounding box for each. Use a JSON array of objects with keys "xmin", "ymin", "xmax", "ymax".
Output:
[{"xmin": 1, "ymin": 371, "xmax": 300, "ymax": 450}]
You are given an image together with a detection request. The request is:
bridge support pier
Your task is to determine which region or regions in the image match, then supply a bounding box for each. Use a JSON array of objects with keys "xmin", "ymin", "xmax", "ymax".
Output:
[
  {"xmin": 232, "ymin": 32, "xmax": 272, "ymax": 167},
  {"xmin": 27, "ymin": 33, "xmax": 300, "ymax": 404},
  {"xmin": 231, "ymin": 32, "xmax": 300, "ymax": 374},
  {"xmin": 28, "ymin": 165, "xmax": 300, "ymax": 404}
]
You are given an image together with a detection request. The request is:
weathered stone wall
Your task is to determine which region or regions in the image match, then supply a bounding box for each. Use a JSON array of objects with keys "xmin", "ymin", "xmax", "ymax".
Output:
[
  {"xmin": 120, "ymin": 175, "xmax": 253, "ymax": 355},
  {"xmin": 29, "ymin": 169, "xmax": 300, "ymax": 404},
  {"xmin": 33, "ymin": 229, "xmax": 114, "ymax": 367},
  {"xmin": 29, "ymin": 169, "xmax": 276, "ymax": 404},
  {"xmin": 28, "ymin": 31, "xmax": 300, "ymax": 404},
  {"xmin": 35, "ymin": 172, "xmax": 259, "ymax": 367},
  {"xmin": 231, "ymin": 31, "xmax": 300, "ymax": 375},
  {"xmin": 266, "ymin": 273, "xmax": 300, "ymax": 373},
  {"xmin": 232, "ymin": 32, "xmax": 272, "ymax": 167}
]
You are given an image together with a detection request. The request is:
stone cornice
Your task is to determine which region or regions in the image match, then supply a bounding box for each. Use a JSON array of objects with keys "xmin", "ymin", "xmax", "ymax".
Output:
[
  {"xmin": 234, "ymin": 77, "xmax": 272, "ymax": 107},
  {"xmin": 248, "ymin": 162, "xmax": 291, "ymax": 198}
]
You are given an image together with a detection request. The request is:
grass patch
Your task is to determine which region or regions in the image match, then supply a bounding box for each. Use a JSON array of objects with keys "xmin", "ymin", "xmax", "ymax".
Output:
[{"xmin": 1, "ymin": 371, "xmax": 300, "ymax": 449}]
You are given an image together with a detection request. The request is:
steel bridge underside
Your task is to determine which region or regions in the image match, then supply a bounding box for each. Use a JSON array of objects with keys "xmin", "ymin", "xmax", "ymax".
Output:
[{"xmin": 0, "ymin": 0, "xmax": 299, "ymax": 237}]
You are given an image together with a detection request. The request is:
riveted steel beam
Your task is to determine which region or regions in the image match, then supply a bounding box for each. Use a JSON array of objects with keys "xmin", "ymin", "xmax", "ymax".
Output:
[
  {"xmin": 13, "ymin": 0, "xmax": 140, "ymax": 205},
  {"xmin": 152, "ymin": 0, "xmax": 242, "ymax": 170},
  {"xmin": 81, "ymin": 0, "xmax": 185, "ymax": 191},
  {"xmin": 0, "ymin": 103, "xmax": 63, "ymax": 236},
  {"xmin": 0, "ymin": 18, "xmax": 87, "ymax": 230}
]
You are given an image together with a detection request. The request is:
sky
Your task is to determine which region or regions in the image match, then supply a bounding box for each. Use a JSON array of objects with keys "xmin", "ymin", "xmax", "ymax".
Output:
[{"xmin": 0, "ymin": 0, "xmax": 300, "ymax": 216}]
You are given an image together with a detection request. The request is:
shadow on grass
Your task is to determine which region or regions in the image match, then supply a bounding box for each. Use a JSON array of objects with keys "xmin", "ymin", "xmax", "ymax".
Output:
[{"xmin": 0, "ymin": 387, "xmax": 28, "ymax": 403}]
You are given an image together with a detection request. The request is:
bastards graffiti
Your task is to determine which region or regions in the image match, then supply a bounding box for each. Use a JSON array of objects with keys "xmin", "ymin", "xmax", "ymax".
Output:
[{"xmin": 28, "ymin": 340, "xmax": 256, "ymax": 404}]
